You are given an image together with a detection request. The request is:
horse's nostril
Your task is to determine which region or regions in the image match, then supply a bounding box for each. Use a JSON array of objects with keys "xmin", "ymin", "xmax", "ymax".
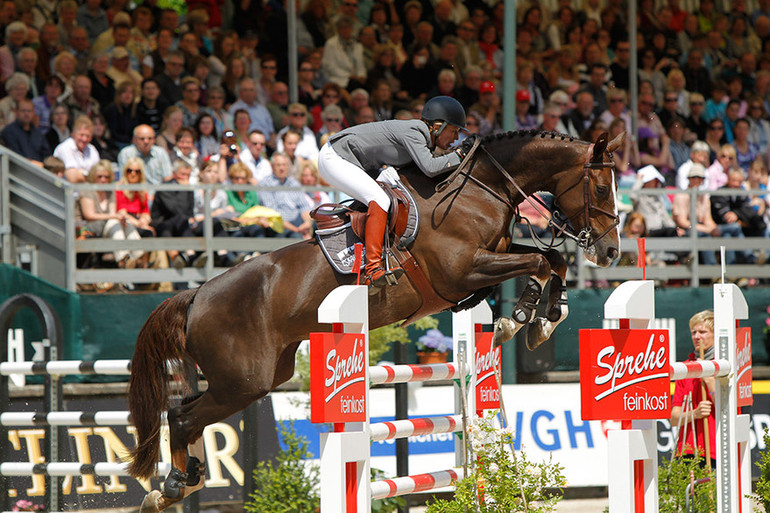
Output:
[{"xmin": 608, "ymin": 247, "xmax": 619, "ymax": 261}]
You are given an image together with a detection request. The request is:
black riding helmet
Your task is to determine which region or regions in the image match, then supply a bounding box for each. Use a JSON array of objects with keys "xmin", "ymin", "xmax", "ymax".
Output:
[{"xmin": 421, "ymin": 96, "xmax": 468, "ymax": 140}]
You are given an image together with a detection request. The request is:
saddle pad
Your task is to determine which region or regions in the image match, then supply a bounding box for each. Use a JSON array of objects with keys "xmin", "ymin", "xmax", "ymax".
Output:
[{"xmin": 316, "ymin": 180, "xmax": 420, "ymax": 275}]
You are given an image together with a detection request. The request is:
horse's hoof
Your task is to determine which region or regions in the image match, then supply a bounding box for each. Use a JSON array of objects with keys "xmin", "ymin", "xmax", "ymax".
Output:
[
  {"xmin": 526, "ymin": 318, "xmax": 551, "ymax": 350},
  {"xmin": 493, "ymin": 317, "xmax": 516, "ymax": 347},
  {"xmin": 139, "ymin": 490, "xmax": 163, "ymax": 513}
]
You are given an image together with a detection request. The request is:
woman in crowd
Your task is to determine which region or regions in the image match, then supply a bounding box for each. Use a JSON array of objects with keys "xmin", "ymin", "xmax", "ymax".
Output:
[
  {"xmin": 300, "ymin": 160, "xmax": 330, "ymax": 208},
  {"xmin": 731, "ymin": 118, "xmax": 760, "ymax": 172},
  {"xmin": 0, "ymin": 72, "xmax": 30, "ymax": 130},
  {"xmin": 155, "ymin": 106, "xmax": 184, "ymax": 157},
  {"xmin": 88, "ymin": 52, "xmax": 116, "ymax": 110},
  {"xmin": 44, "ymin": 104, "xmax": 71, "ymax": 151},
  {"xmin": 366, "ymin": 44, "xmax": 400, "ymax": 93},
  {"xmin": 195, "ymin": 113, "xmax": 220, "ymax": 160},
  {"xmin": 311, "ymin": 82, "xmax": 346, "ymax": 132},
  {"xmin": 32, "ymin": 75, "xmax": 63, "ymax": 133},
  {"xmin": 92, "ymin": 113, "xmax": 120, "ymax": 162},
  {"xmin": 177, "ymin": 76, "xmax": 207, "ymax": 127},
  {"xmin": 208, "ymin": 30, "xmax": 239, "ymax": 88},
  {"xmin": 222, "ymin": 55, "xmax": 247, "ymax": 105},
  {"xmin": 77, "ymin": 160, "xmax": 144, "ymax": 268},
  {"xmin": 116, "ymin": 158, "xmax": 154, "ymax": 238},
  {"xmin": 53, "ymin": 51, "xmax": 77, "ymax": 102},
  {"xmin": 297, "ymin": 58, "xmax": 321, "ymax": 107},
  {"xmin": 207, "ymin": 86, "xmax": 233, "ymax": 134},
  {"xmin": 232, "ymin": 109, "xmax": 252, "ymax": 151},
  {"xmin": 280, "ymin": 128, "xmax": 307, "ymax": 179},
  {"xmin": 103, "ymin": 80, "xmax": 138, "ymax": 149}
]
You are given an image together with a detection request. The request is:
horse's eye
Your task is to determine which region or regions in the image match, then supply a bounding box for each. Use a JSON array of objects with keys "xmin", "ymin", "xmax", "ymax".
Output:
[{"xmin": 595, "ymin": 185, "xmax": 609, "ymax": 198}]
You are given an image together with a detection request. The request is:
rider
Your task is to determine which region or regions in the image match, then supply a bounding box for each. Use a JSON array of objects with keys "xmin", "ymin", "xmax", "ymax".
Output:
[{"xmin": 318, "ymin": 95, "xmax": 478, "ymax": 289}]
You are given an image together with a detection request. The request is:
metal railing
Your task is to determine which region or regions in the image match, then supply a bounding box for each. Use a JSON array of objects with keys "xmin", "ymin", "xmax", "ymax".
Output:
[{"xmin": 2, "ymin": 146, "xmax": 768, "ymax": 291}]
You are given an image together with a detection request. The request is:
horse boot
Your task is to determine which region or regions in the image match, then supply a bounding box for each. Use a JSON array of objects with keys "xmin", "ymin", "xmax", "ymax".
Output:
[{"xmin": 364, "ymin": 201, "xmax": 403, "ymax": 292}]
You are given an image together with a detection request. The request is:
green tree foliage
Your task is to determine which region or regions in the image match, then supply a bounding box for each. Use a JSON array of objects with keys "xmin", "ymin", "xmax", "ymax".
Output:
[
  {"xmin": 751, "ymin": 428, "xmax": 770, "ymax": 511},
  {"xmin": 657, "ymin": 451, "xmax": 715, "ymax": 513}
]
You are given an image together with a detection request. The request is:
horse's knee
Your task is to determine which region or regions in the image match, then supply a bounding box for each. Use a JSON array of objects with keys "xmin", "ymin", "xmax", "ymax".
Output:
[{"xmin": 532, "ymin": 254, "xmax": 551, "ymax": 279}]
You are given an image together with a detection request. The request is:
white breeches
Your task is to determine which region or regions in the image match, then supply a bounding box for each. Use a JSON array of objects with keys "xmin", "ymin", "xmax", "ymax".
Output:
[
  {"xmin": 103, "ymin": 219, "xmax": 143, "ymax": 262},
  {"xmin": 318, "ymin": 143, "xmax": 390, "ymax": 212}
]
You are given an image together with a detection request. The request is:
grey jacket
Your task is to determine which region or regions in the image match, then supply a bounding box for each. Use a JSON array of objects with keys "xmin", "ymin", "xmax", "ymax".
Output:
[{"xmin": 329, "ymin": 119, "xmax": 461, "ymax": 178}]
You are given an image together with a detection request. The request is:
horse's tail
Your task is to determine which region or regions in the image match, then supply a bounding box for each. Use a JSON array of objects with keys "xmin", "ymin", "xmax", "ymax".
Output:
[{"xmin": 127, "ymin": 288, "xmax": 196, "ymax": 479}]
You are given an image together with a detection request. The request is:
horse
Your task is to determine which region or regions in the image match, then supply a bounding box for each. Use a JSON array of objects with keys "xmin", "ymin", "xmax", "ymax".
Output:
[{"xmin": 128, "ymin": 130, "xmax": 624, "ymax": 511}]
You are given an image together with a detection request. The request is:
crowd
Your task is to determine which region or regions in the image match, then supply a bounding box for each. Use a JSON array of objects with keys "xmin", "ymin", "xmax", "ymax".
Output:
[{"xmin": 0, "ymin": 0, "xmax": 768, "ymax": 284}]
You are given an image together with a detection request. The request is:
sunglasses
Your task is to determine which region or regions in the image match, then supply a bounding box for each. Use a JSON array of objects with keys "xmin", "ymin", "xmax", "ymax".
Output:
[
  {"xmin": 291, "ymin": 112, "xmax": 306, "ymax": 117},
  {"xmin": 325, "ymin": 118, "xmax": 341, "ymax": 123},
  {"xmin": 126, "ymin": 168, "xmax": 141, "ymax": 174}
]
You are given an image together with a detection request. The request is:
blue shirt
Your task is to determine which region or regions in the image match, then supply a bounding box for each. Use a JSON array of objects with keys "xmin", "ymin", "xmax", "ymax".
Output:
[
  {"xmin": 259, "ymin": 174, "xmax": 312, "ymax": 223},
  {"xmin": 228, "ymin": 100, "xmax": 275, "ymax": 139},
  {"xmin": 0, "ymin": 120, "xmax": 50, "ymax": 161}
]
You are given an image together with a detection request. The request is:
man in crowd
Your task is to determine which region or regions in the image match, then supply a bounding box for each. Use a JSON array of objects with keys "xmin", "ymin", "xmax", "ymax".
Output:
[
  {"xmin": 65, "ymin": 75, "xmax": 101, "ymax": 119},
  {"xmin": 259, "ymin": 152, "xmax": 313, "ymax": 238},
  {"xmin": 117, "ymin": 124, "xmax": 173, "ymax": 185},
  {"xmin": 0, "ymin": 98, "xmax": 49, "ymax": 164},
  {"xmin": 229, "ymin": 77, "xmax": 275, "ymax": 147},
  {"xmin": 55, "ymin": 116, "xmax": 100, "ymax": 182}
]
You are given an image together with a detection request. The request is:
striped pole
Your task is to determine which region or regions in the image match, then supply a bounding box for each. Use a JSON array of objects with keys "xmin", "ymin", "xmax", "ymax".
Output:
[
  {"xmin": 369, "ymin": 363, "xmax": 463, "ymax": 385},
  {"xmin": 0, "ymin": 462, "xmax": 171, "ymax": 477},
  {"xmin": 370, "ymin": 469, "xmax": 461, "ymax": 499},
  {"xmin": 0, "ymin": 360, "xmax": 132, "ymax": 376},
  {"xmin": 669, "ymin": 359, "xmax": 731, "ymax": 381},
  {"xmin": 369, "ymin": 415, "xmax": 462, "ymax": 442},
  {"xmin": 1, "ymin": 411, "xmax": 132, "ymax": 426}
]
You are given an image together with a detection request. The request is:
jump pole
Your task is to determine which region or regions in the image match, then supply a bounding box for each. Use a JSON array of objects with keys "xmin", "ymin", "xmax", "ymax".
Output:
[{"xmin": 312, "ymin": 285, "xmax": 494, "ymax": 513}]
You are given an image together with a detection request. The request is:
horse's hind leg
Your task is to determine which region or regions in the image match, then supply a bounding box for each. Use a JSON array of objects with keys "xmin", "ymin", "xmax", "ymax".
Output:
[
  {"xmin": 526, "ymin": 249, "xmax": 569, "ymax": 350},
  {"xmin": 140, "ymin": 390, "xmax": 265, "ymax": 512}
]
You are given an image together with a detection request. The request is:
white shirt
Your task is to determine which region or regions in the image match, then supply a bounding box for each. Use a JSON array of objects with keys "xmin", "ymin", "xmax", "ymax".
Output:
[
  {"xmin": 238, "ymin": 147, "xmax": 274, "ymax": 183},
  {"xmin": 53, "ymin": 137, "xmax": 100, "ymax": 174},
  {"xmin": 276, "ymin": 125, "xmax": 320, "ymax": 161}
]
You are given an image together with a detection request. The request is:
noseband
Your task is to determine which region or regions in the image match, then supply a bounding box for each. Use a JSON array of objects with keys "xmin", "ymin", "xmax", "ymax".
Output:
[{"xmin": 436, "ymin": 139, "xmax": 620, "ymax": 251}]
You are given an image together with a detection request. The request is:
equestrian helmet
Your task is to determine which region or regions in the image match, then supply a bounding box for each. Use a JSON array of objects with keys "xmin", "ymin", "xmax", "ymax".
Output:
[{"xmin": 422, "ymin": 96, "xmax": 467, "ymax": 130}]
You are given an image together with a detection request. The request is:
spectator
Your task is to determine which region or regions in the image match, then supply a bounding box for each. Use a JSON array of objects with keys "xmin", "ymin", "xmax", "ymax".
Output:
[
  {"xmin": 16, "ymin": 47, "xmax": 43, "ymax": 98},
  {"xmin": 322, "ymin": 16, "xmax": 367, "ymax": 90},
  {"xmin": 103, "ymin": 80, "xmax": 138, "ymax": 149},
  {"xmin": 297, "ymin": 58, "xmax": 321, "ymax": 107},
  {"xmin": 228, "ymin": 77, "xmax": 275, "ymax": 147},
  {"xmin": 477, "ymin": 21, "xmax": 502, "ymax": 78},
  {"xmin": 671, "ymin": 310, "xmax": 718, "ymax": 468},
  {"xmin": 116, "ymin": 158, "xmax": 155, "ymax": 238},
  {"xmin": 630, "ymin": 165, "xmax": 681, "ymax": 238},
  {"xmin": 45, "ymin": 104, "xmax": 72, "ymax": 152},
  {"xmin": 539, "ymin": 102, "xmax": 563, "ymax": 132},
  {"xmin": 665, "ymin": 69, "xmax": 691, "ymax": 118},
  {"xmin": 266, "ymin": 81, "xmax": 290, "ymax": 133},
  {"xmin": 136, "ymin": 77, "xmax": 169, "ymax": 133},
  {"xmin": 279, "ymin": 128, "xmax": 306, "ymax": 179},
  {"xmin": 256, "ymin": 54, "xmax": 279, "ymax": 106},
  {"xmin": 703, "ymin": 80, "xmax": 727, "ymax": 124},
  {"xmin": 672, "ymin": 163, "xmax": 719, "ymax": 266},
  {"xmin": 207, "ymin": 86, "xmax": 232, "ymax": 135},
  {"xmin": 455, "ymin": 64, "xmax": 481, "ymax": 110},
  {"xmin": 128, "ymin": 6, "xmax": 153, "ymax": 68},
  {"xmin": 563, "ymin": 90, "xmax": 595, "ymax": 138},
  {"xmin": 731, "ymin": 118, "xmax": 760, "ymax": 171},
  {"xmin": 207, "ymin": 30, "xmax": 238, "ymax": 88},
  {"xmin": 455, "ymin": 20, "xmax": 480, "ymax": 74},
  {"xmin": 300, "ymin": 159, "xmax": 331, "ymax": 208},
  {"xmin": 667, "ymin": 117, "xmax": 691, "ymax": 171},
  {"xmin": 658, "ymin": 89, "xmax": 684, "ymax": 130},
  {"xmin": 260, "ymin": 152, "xmax": 314, "ymax": 239},
  {"xmin": 599, "ymin": 87, "xmax": 631, "ymax": 130},
  {"xmin": 64, "ymin": 75, "xmax": 101, "ymax": 120},
  {"xmin": 366, "ymin": 44, "xmax": 400, "ymax": 93},
  {"xmin": 194, "ymin": 113, "xmax": 219, "ymax": 161},
  {"xmin": 150, "ymin": 160, "xmax": 198, "ymax": 269},
  {"xmin": 276, "ymin": 103, "xmax": 319, "ymax": 161},
  {"xmin": 77, "ymin": 160, "xmax": 145, "ymax": 268},
  {"xmin": 235, "ymin": 129, "xmax": 273, "ymax": 184},
  {"xmin": 685, "ymin": 93, "xmax": 709, "ymax": 143},
  {"xmin": 344, "ymin": 88, "xmax": 370, "ymax": 125},
  {"xmin": 0, "ymin": 21, "xmax": 26, "ymax": 82},
  {"xmin": 221, "ymin": 55, "xmax": 247, "ymax": 105},
  {"xmin": 117, "ymin": 124, "xmax": 174, "ymax": 185},
  {"xmin": 225, "ymin": 162, "xmax": 262, "ymax": 217},
  {"xmin": 546, "ymin": 47, "xmax": 580, "ymax": 94},
  {"xmin": 88, "ymin": 52, "xmax": 115, "ymax": 111},
  {"xmin": 706, "ymin": 144, "xmax": 736, "ymax": 191},
  {"xmin": 354, "ymin": 105, "xmax": 376, "ymax": 124},
  {"xmin": 386, "ymin": 23, "xmax": 408, "ymax": 71},
  {"xmin": 637, "ymin": 48, "xmax": 667, "ymax": 105},
  {"xmin": 746, "ymin": 157, "xmax": 770, "ymax": 246},
  {"xmin": 76, "ymin": 0, "xmax": 108, "ymax": 44},
  {"xmin": 154, "ymin": 50, "xmax": 185, "ymax": 106},
  {"xmin": 36, "ymin": 23, "xmax": 60, "ymax": 83},
  {"xmin": 469, "ymin": 80, "xmax": 501, "ymax": 135},
  {"xmin": 609, "ymin": 39, "xmax": 631, "ymax": 90},
  {"xmin": 316, "ymin": 104, "xmax": 345, "ymax": 145},
  {"xmin": 90, "ymin": 12, "xmax": 131, "ymax": 58},
  {"xmin": 682, "ymin": 47, "xmax": 711, "ymax": 98},
  {"xmin": 310, "ymin": 82, "xmax": 346, "ymax": 132},
  {"xmin": 580, "ymin": 63, "xmax": 609, "ymax": 116},
  {"xmin": 172, "ymin": 126, "xmax": 201, "ymax": 183},
  {"xmin": 91, "ymin": 113, "xmax": 119, "ymax": 162},
  {"xmin": 230, "ymin": 109, "xmax": 252, "ymax": 151},
  {"xmin": 142, "ymin": 27, "xmax": 174, "ymax": 79},
  {"xmin": 712, "ymin": 168, "xmax": 766, "ymax": 240},
  {"xmin": 371, "ymin": 79, "xmax": 398, "ymax": 121},
  {"xmin": 0, "ymin": 72, "xmax": 30, "ymax": 130},
  {"xmin": 106, "ymin": 47, "xmax": 141, "ymax": 96},
  {"xmin": 56, "ymin": 116, "xmax": 100, "ymax": 183},
  {"xmin": 176, "ymin": 76, "xmax": 207, "ymax": 127},
  {"xmin": 52, "ymin": 51, "xmax": 77, "ymax": 102},
  {"xmin": 31, "ymin": 75, "xmax": 63, "ymax": 133},
  {"xmin": 155, "ymin": 106, "xmax": 183, "ymax": 158},
  {"xmin": 515, "ymin": 89, "xmax": 537, "ymax": 130},
  {"xmin": 43, "ymin": 156, "xmax": 66, "ymax": 178},
  {"xmin": 747, "ymin": 97, "xmax": 770, "ymax": 153},
  {"xmin": 582, "ymin": 118, "xmax": 608, "ymax": 143},
  {"xmin": 0, "ymin": 98, "xmax": 49, "ymax": 164},
  {"xmin": 676, "ymin": 140, "xmax": 712, "ymax": 190},
  {"xmin": 398, "ymin": 44, "xmax": 438, "ymax": 100}
]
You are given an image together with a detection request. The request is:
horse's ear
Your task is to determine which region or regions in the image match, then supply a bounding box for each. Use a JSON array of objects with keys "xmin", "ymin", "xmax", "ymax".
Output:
[
  {"xmin": 607, "ymin": 131, "xmax": 626, "ymax": 153},
  {"xmin": 592, "ymin": 132, "xmax": 609, "ymax": 162}
]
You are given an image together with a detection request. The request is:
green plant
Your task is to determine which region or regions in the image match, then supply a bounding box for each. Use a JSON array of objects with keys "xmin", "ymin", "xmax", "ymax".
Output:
[
  {"xmin": 244, "ymin": 421, "xmax": 320, "ymax": 513},
  {"xmin": 426, "ymin": 410, "xmax": 566, "ymax": 513},
  {"xmin": 749, "ymin": 428, "xmax": 770, "ymax": 511},
  {"xmin": 294, "ymin": 316, "xmax": 439, "ymax": 391},
  {"xmin": 657, "ymin": 451, "xmax": 715, "ymax": 513}
]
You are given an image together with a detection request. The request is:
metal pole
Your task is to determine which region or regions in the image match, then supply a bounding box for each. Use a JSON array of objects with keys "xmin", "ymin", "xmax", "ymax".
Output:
[
  {"xmin": 287, "ymin": 0, "xmax": 298, "ymax": 104},
  {"xmin": 393, "ymin": 341, "xmax": 409, "ymax": 513},
  {"xmin": 502, "ymin": 0, "xmax": 516, "ymax": 131},
  {"xmin": 628, "ymin": 0, "xmax": 638, "ymax": 140}
]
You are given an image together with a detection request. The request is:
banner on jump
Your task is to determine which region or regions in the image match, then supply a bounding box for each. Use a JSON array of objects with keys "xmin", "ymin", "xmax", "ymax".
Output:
[
  {"xmin": 737, "ymin": 327, "xmax": 753, "ymax": 407},
  {"xmin": 579, "ymin": 329, "xmax": 670, "ymax": 421},
  {"xmin": 310, "ymin": 332, "xmax": 367, "ymax": 423},
  {"xmin": 474, "ymin": 332, "xmax": 500, "ymax": 411}
]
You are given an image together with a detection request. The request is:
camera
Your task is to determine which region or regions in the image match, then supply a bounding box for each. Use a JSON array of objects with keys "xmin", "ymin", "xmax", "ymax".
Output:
[{"xmin": 222, "ymin": 130, "xmax": 238, "ymax": 154}]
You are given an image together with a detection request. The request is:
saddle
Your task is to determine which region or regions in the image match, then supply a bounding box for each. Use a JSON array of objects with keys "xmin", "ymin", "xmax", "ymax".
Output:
[{"xmin": 311, "ymin": 181, "xmax": 455, "ymax": 324}]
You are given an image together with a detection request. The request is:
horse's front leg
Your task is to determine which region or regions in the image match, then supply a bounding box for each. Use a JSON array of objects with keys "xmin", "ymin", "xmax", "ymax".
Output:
[
  {"xmin": 526, "ymin": 249, "xmax": 569, "ymax": 350},
  {"xmin": 462, "ymin": 248, "xmax": 553, "ymax": 346}
]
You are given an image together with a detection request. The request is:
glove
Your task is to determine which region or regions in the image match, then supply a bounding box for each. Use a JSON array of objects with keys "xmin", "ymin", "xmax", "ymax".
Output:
[{"xmin": 457, "ymin": 134, "xmax": 480, "ymax": 159}]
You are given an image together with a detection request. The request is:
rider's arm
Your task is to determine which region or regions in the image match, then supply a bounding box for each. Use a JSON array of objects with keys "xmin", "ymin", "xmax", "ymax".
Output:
[{"xmin": 401, "ymin": 125, "xmax": 462, "ymax": 177}]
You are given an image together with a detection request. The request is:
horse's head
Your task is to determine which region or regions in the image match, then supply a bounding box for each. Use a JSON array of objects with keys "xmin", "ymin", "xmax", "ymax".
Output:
[{"xmin": 553, "ymin": 131, "xmax": 623, "ymax": 267}]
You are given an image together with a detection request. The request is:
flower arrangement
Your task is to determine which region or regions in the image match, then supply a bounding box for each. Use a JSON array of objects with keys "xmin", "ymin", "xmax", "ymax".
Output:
[
  {"xmin": 12, "ymin": 500, "xmax": 44, "ymax": 512},
  {"xmin": 417, "ymin": 328, "xmax": 453, "ymax": 354}
]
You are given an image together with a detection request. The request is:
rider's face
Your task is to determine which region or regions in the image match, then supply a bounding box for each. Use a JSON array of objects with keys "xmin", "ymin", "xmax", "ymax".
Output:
[{"xmin": 434, "ymin": 124, "xmax": 460, "ymax": 150}]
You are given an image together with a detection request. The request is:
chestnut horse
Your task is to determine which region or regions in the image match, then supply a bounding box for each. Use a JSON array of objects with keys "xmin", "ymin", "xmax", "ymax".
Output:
[{"xmin": 128, "ymin": 130, "xmax": 624, "ymax": 511}]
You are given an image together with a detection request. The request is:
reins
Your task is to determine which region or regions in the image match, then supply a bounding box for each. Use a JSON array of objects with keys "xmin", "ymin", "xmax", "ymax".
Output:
[{"xmin": 435, "ymin": 136, "xmax": 619, "ymax": 251}]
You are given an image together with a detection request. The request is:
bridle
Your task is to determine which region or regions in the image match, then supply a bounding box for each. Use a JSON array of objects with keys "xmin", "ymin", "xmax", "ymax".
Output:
[{"xmin": 435, "ymin": 139, "xmax": 620, "ymax": 251}]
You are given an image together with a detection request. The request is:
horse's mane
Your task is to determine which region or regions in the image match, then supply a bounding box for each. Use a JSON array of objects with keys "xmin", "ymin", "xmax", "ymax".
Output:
[{"xmin": 478, "ymin": 129, "xmax": 585, "ymax": 146}]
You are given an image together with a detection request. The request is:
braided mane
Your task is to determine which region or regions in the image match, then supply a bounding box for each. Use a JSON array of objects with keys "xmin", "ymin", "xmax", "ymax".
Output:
[{"xmin": 479, "ymin": 129, "xmax": 586, "ymax": 145}]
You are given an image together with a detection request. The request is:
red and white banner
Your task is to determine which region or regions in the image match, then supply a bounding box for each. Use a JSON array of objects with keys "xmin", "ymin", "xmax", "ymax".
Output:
[
  {"xmin": 579, "ymin": 329, "xmax": 670, "ymax": 421},
  {"xmin": 474, "ymin": 332, "xmax": 500, "ymax": 411},
  {"xmin": 737, "ymin": 327, "xmax": 753, "ymax": 407},
  {"xmin": 310, "ymin": 333, "xmax": 367, "ymax": 423}
]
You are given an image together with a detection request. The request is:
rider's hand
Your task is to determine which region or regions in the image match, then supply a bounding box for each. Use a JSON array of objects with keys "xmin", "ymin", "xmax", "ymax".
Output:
[{"xmin": 456, "ymin": 134, "xmax": 480, "ymax": 159}]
